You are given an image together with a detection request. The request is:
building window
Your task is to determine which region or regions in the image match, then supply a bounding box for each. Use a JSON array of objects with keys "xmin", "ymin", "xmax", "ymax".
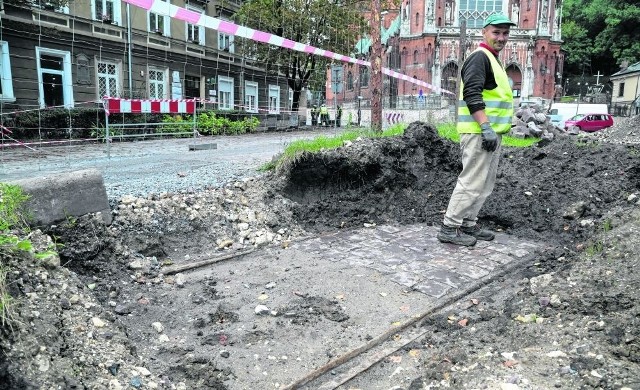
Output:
[
  {"xmin": 413, "ymin": 50, "xmax": 419, "ymax": 64},
  {"xmin": 459, "ymin": 0, "xmax": 502, "ymax": 28},
  {"xmin": 619, "ymin": 82, "xmax": 625, "ymax": 97},
  {"xmin": 36, "ymin": 47, "xmax": 73, "ymax": 108},
  {"xmin": 218, "ymin": 29, "xmax": 234, "ymax": 53},
  {"xmin": 97, "ymin": 60, "xmax": 119, "ymax": 98},
  {"xmin": 360, "ymin": 66, "xmax": 369, "ymax": 87},
  {"xmin": 186, "ymin": 5, "xmax": 204, "ymax": 44},
  {"xmin": 347, "ymin": 71, "xmax": 354, "ymax": 91},
  {"xmin": 268, "ymin": 85, "xmax": 280, "ymax": 114},
  {"xmin": 415, "ymin": 12, "xmax": 419, "ymax": 26},
  {"xmin": 93, "ymin": 0, "xmax": 121, "ymax": 25},
  {"xmin": 184, "ymin": 75, "xmax": 201, "ymax": 99},
  {"xmin": 244, "ymin": 81, "xmax": 258, "ymax": 113},
  {"xmin": 148, "ymin": 68, "xmax": 167, "ymax": 99},
  {"xmin": 218, "ymin": 76, "xmax": 234, "ymax": 110},
  {"xmin": 0, "ymin": 41, "xmax": 15, "ymax": 102},
  {"xmin": 149, "ymin": 0, "xmax": 170, "ymax": 36}
]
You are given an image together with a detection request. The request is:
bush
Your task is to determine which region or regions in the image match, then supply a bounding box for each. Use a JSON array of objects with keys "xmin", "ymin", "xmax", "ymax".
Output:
[
  {"xmin": 157, "ymin": 114, "xmax": 196, "ymax": 137},
  {"xmin": 159, "ymin": 111, "xmax": 260, "ymax": 136},
  {"xmin": 0, "ymin": 107, "xmax": 260, "ymax": 141}
]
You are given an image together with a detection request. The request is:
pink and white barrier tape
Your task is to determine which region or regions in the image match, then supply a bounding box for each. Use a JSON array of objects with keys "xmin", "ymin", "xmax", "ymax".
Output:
[{"xmin": 123, "ymin": 0, "xmax": 454, "ymax": 96}]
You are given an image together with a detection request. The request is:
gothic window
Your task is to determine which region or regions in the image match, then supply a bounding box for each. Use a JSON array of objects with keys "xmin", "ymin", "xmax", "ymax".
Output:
[{"xmin": 458, "ymin": 0, "xmax": 502, "ymax": 28}]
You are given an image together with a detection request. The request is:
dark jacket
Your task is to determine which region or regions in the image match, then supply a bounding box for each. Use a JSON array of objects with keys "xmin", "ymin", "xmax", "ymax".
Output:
[{"xmin": 461, "ymin": 46, "xmax": 500, "ymax": 115}]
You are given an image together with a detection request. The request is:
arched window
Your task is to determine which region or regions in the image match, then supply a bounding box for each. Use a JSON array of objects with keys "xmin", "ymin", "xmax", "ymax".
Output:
[
  {"xmin": 415, "ymin": 12, "xmax": 420, "ymax": 26},
  {"xmin": 347, "ymin": 71, "xmax": 354, "ymax": 91},
  {"xmin": 413, "ymin": 50, "xmax": 419, "ymax": 64}
]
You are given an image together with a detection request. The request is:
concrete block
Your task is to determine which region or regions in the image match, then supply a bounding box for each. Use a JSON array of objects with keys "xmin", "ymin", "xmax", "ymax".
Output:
[
  {"xmin": 10, "ymin": 168, "xmax": 112, "ymax": 227},
  {"xmin": 188, "ymin": 143, "xmax": 218, "ymax": 151}
]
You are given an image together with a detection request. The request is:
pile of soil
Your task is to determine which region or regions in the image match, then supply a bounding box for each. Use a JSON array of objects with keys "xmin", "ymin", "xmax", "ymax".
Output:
[
  {"xmin": 279, "ymin": 122, "xmax": 639, "ymax": 246},
  {"xmin": 2, "ymin": 121, "xmax": 640, "ymax": 389}
]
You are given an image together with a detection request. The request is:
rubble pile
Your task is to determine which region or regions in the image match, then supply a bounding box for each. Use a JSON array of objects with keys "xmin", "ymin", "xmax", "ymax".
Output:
[{"xmin": 509, "ymin": 103, "xmax": 558, "ymax": 141}]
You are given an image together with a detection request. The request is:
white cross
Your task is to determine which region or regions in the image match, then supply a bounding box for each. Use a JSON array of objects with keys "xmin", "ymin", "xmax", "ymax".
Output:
[{"xmin": 594, "ymin": 71, "xmax": 604, "ymax": 85}]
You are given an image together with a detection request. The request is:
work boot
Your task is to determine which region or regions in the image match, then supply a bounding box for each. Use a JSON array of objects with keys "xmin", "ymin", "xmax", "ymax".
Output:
[
  {"xmin": 437, "ymin": 225, "xmax": 477, "ymax": 246},
  {"xmin": 460, "ymin": 224, "xmax": 495, "ymax": 241}
]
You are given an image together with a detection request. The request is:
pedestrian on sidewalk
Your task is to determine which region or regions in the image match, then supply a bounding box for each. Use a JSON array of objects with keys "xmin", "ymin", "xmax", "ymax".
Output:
[{"xmin": 437, "ymin": 13, "xmax": 516, "ymax": 246}]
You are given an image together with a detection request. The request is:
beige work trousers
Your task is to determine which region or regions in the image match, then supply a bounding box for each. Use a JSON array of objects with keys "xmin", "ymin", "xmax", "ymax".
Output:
[{"xmin": 443, "ymin": 133, "xmax": 502, "ymax": 228}]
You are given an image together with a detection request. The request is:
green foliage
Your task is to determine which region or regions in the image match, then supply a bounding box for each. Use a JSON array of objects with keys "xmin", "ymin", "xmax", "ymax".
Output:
[
  {"xmin": 0, "ymin": 264, "xmax": 13, "ymax": 328},
  {"xmin": 563, "ymin": 0, "xmax": 640, "ymax": 75},
  {"xmin": 235, "ymin": 0, "xmax": 368, "ymax": 109},
  {"xmin": 0, "ymin": 184, "xmax": 29, "ymax": 232},
  {"xmin": 4, "ymin": 0, "xmax": 69, "ymax": 10},
  {"xmin": 437, "ymin": 123, "xmax": 539, "ymax": 148},
  {"xmin": 585, "ymin": 240, "xmax": 604, "ymax": 256},
  {"xmin": 160, "ymin": 112, "xmax": 261, "ymax": 136},
  {"xmin": 158, "ymin": 114, "xmax": 196, "ymax": 137},
  {"xmin": 437, "ymin": 123, "xmax": 459, "ymax": 142},
  {"xmin": 0, "ymin": 184, "xmax": 31, "ymax": 330},
  {"xmin": 91, "ymin": 123, "xmax": 123, "ymax": 140},
  {"xmin": 0, "ymin": 107, "xmax": 165, "ymax": 141}
]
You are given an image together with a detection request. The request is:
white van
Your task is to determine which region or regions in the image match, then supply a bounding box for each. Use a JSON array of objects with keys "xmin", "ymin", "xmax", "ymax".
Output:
[{"xmin": 548, "ymin": 103, "xmax": 608, "ymax": 128}]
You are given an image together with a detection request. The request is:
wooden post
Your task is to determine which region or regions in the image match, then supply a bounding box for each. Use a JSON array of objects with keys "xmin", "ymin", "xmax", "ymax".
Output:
[{"xmin": 370, "ymin": 0, "xmax": 383, "ymax": 132}]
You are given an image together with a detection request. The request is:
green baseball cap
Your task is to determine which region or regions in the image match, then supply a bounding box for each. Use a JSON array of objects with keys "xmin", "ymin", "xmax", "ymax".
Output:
[{"xmin": 483, "ymin": 13, "xmax": 517, "ymax": 27}]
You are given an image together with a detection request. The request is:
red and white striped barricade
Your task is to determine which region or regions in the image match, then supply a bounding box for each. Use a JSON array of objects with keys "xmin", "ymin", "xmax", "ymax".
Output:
[{"xmin": 102, "ymin": 97, "xmax": 198, "ymax": 157}]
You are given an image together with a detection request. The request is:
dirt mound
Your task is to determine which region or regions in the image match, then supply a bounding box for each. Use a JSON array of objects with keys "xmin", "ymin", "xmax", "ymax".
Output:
[{"xmin": 276, "ymin": 121, "xmax": 640, "ymax": 246}]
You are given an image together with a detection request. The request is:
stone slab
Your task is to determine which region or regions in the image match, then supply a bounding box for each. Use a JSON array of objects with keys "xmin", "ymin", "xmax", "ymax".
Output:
[
  {"xmin": 10, "ymin": 168, "xmax": 112, "ymax": 227},
  {"xmin": 188, "ymin": 143, "xmax": 218, "ymax": 151}
]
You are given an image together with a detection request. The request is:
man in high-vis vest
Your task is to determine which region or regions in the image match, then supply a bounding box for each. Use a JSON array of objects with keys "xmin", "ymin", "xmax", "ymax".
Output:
[{"xmin": 437, "ymin": 13, "xmax": 516, "ymax": 247}]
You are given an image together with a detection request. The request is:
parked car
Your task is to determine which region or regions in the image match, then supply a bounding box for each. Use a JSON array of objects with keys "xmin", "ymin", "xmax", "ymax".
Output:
[{"xmin": 563, "ymin": 113, "xmax": 614, "ymax": 132}]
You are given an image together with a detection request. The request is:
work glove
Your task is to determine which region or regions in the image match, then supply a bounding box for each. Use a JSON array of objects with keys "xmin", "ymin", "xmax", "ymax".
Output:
[{"xmin": 480, "ymin": 122, "xmax": 498, "ymax": 152}]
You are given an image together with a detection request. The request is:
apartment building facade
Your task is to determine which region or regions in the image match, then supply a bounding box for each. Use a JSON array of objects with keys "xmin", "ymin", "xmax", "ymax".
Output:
[{"xmin": 0, "ymin": 0, "xmax": 291, "ymax": 114}]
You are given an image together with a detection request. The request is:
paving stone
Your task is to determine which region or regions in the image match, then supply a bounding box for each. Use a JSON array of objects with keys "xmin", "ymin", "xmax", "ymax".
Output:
[
  {"xmin": 424, "ymin": 269, "xmax": 471, "ymax": 289},
  {"xmin": 389, "ymin": 272, "xmax": 421, "ymax": 288},
  {"xmin": 291, "ymin": 223, "xmax": 542, "ymax": 298},
  {"xmin": 412, "ymin": 280, "xmax": 451, "ymax": 298},
  {"xmin": 452, "ymin": 263, "xmax": 491, "ymax": 279}
]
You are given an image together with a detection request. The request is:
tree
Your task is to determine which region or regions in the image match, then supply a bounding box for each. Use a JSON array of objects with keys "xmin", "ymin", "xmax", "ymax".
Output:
[
  {"xmin": 562, "ymin": 0, "xmax": 640, "ymax": 76},
  {"xmin": 234, "ymin": 0, "xmax": 368, "ymax": 111},
  {"xmin": 4, "ymin": 0, "xmax": 69, "ymax": 9}
]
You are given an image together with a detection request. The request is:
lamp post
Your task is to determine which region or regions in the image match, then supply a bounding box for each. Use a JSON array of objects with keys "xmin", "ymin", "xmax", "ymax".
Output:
[{"xmin": 576, "ymin": 81, "xmax": 588, "ymax": 116}]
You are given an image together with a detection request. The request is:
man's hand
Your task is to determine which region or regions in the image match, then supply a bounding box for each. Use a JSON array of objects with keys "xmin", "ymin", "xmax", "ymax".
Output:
[{"xmin": 480, "ymin": 122, "xmax": 498, "ymax": 152}]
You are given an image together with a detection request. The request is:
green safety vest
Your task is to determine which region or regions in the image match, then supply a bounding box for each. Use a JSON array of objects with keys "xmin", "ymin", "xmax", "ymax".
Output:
[
  {"xmin": 320, "ymin": 106, "xmax": 328, "ymax": 114},
  {"xmin": 457, "ymin": 47, "xmax": 514, "ymax": 134}
]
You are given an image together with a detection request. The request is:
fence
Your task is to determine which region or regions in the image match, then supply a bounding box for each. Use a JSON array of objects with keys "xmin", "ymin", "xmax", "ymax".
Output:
[{"xmin": 103, "ymin": 97, "xmax": 197, "ymax": 157}]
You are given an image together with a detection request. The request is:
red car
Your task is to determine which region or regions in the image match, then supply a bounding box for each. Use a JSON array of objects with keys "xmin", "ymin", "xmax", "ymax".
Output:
[{"xmin": 564, "ymin": 113, "xmax": 614, "ymax": 132}]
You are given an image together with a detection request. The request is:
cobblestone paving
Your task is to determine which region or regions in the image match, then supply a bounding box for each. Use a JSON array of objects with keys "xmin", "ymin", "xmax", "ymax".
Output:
[{"xmin": 292, "ymin": 223, "xmax": 541, "ymax": 299}]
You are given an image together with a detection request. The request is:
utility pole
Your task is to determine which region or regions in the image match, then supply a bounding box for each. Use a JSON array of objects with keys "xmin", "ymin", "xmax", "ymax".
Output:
[{"xmin": 370, "ymin": 0, "xmax": 383, "ymax": 132}]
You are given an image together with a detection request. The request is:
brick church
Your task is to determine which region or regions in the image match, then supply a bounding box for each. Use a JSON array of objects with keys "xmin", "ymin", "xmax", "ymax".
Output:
[{"xmin": 332, "ymin": 0, "xmax": 564, "ymax": 108}]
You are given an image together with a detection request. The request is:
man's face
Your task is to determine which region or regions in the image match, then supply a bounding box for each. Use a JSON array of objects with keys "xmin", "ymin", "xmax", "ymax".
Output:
[{"xmin": 482, "ymin": 24, "xmax": 511, "ymax": 52}]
